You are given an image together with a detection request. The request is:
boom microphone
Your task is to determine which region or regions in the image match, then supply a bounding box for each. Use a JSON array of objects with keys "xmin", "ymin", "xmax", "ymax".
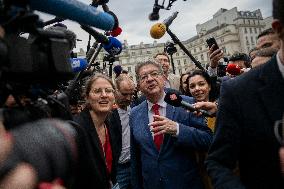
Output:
[
  {"xmin": 81, "ymin": 25, "xmax": 122, "ymax": 55},
  {"xmin": 150, "ymin": 11, "xmax": 179, "ymax": 39},
  {"xmin": 164, "ymin": 92, "xmax": 214, "ymax": 117},
  {"xmin": 26, "ymin": 0, "xmax": 115, "ymax": 30}
]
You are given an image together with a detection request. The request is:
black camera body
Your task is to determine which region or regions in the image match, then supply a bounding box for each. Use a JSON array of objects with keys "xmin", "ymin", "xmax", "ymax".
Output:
[
  {"xmin": 0, "ymin": 8, "xmax": 75, "ymax": 122},
  {"xmin": 1, "ymin": 30, "xmax": 74, "ymax": 84},
  {"xmin": 164, "ymin": 42, "xmax": 177, "ymax": 55}
]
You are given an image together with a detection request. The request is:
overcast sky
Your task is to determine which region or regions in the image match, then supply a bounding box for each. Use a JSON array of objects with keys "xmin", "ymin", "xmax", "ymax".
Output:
[{"xmin": 39, "ymin": 0, "xmax": 272, "ymax": 52}]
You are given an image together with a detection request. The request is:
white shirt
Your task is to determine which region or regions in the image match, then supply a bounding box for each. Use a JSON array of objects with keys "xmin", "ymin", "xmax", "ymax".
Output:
[
  {"xmin": 276, "ymin": 52, "xmax": 284, "ymax": 79},
  {"xmin": 147, "ymin": 92, "xmax": 179, "ymax": 137}
]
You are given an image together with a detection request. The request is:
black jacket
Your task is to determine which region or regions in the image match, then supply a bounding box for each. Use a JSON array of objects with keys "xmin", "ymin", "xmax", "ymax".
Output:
[
  {"xmin": 72, "ymin": 108, "xmax": 120, "ymax": 189},
  {"xmin": 206, "ymin": 56, "xmax": 284, "ymax": 189}
]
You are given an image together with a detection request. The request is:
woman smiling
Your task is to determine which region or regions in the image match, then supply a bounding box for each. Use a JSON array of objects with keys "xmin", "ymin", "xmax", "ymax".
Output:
[{"xmin": 73, "ymin": 74, "xmax": 119, "ymax": 189}]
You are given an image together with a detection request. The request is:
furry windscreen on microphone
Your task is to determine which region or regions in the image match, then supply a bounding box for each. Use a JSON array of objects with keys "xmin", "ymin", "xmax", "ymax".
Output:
[
  {"xmin": 226, "ymin": 63, "xmax": 241, "ymax": 76},
  {"xmin": 113, "ymin": 65, "xmax": 122, "ymax": 76},
  {"xmin": 164, "ymin": 92, "xmax": 182, "ymax": 107}
]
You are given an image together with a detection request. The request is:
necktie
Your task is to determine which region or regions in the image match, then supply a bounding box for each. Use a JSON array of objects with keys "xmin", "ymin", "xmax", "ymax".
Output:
[{"xmin": 152, "ymin": 103, "xmax": 164, "ymax": 151}]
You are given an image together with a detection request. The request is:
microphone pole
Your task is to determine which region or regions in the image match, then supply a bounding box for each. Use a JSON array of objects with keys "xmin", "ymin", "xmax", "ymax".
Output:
[
  {"xmin": 166, "ymin": 28, "xmax": 205, "ymax": 71},
  {"xmin": 88, "ymin": 43, "xmax": 103, "ymax": 70}
]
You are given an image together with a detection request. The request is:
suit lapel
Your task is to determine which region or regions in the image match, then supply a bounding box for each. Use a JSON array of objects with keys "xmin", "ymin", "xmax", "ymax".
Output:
[{"xmin": 258, "ymin": 56, "xmax": 284, "ymax": 123}]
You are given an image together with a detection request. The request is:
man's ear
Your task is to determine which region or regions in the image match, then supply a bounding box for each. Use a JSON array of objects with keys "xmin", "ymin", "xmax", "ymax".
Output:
[{"xmin": 272, "ymin": 19, "xmax": 284, "ymax": 38}]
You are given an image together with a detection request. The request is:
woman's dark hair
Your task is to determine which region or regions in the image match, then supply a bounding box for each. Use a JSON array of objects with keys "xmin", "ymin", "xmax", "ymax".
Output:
[
  {"xmin": 179, "ymin": 72, "xmax": 190, "ymax": 95},
  {"xmin": 186, "ymin": 70, "xmax": 218, "ymax": 102}
]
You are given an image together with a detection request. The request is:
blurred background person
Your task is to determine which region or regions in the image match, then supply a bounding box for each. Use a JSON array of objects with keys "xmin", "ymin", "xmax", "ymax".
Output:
[
  {"xmin": 179, "ymin": 72, "xmax": 190, "ymax": 95},
  {"xmin": 251, "ymin": 48, "xmax": 278, "ymax": 68},
  {"xmin": 206, "ymin": 0, "xmax": 284, "ymax": 187},
  {"xmin": 249, "ymin": 47, "xmax": 259, "ymax": 62},
  {"xmin": 256, "ymin": 28, "xmax": 280, "ymax": 50},
  {"xmin": 228, "ymin": 52, "xmax": 251, "ymax": 73},
  {"xmin": 154, "ymin": 52, "xmax": 180, "ymax": 90},
  {"xmin": 74, "ymin": 74, "xmax": 119, "ymax": 189}
]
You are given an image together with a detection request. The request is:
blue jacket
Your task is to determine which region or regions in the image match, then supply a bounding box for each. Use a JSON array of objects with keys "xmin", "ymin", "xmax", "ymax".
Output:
[{"xmin": 130, "ymin": 95, "xmax": 213, "ymax": 189}]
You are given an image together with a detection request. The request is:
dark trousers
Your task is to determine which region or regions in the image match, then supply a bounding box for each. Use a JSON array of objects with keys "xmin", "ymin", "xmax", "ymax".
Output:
[{"xmin": 116, "ymin": 161, "xmax": 131, "ymax": 189}]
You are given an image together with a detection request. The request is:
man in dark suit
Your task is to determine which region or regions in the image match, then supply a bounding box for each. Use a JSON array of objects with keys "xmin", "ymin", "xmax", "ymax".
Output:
[
  {"xmin": 109, "ymin": 75, "xmax": 136, "ymax": 189},
  {"xmin": 130, "ymin": 60, "xmax": 213, "ymax": 189},
  {"xmin": 206, "ymin": 0, "xmax": 284, "ymax": 188}
]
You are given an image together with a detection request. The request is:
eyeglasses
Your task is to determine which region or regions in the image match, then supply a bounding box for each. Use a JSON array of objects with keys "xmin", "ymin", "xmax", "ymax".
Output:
[
  {"xmin": 90, "ymin": 88, "xmax": 115, "ymax": 95},
  {"xmin": 138, "ymin": 70, "xmax": 162, "ymax": 82}
]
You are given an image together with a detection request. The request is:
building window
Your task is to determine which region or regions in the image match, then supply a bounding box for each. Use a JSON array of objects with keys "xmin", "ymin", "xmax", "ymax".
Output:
[
  {"xmin": 248, "ymin": 20, "xmax": 250, "ymax": 25},
  {"xmin": 131, "ymin": 52, "xmax": 135, "ymax": 56},
  {"xmin": 259, "ymin": 28, "xmax": 262, "ymax": 33},
  {"xmin": 249, "ymin": 28, "xmax": 252, "ymax": 33},
  {"xmin": 243, "ymin": 19, "xmax": 245, "ymax": 24},
  {"xmin": 146, "ymin": 50, "xmax": 151, "ymax": 54},
  {"xmin": 222, "ymin": 47, "xmax": 227, "ymax": 53},
  {"xmin": 221, "ymin": 37, "xmax": 224, "ymax": 42},
  {"xmin": 128, "ymin": 67, "xmax": 131, "ymax": 72},
  {"xmin": 246, "ymin": 36, "xmax": 249, "ymax": 45},
  {"xmin": 199, "ymin": 46, "xmax": 202, "ymax": 51},
  {"xmin": 194, "ymin": 48, "xmax": 196, "ymax": 53},
  {"xmin": 251, "ymin": 36, "xmax": 254, "ymax": 44},
  {"xmin": 254, "ymin": 28, "xmax": 257, "ymax": 33},
  {"xmin": 177, "ymin": 59, "xmax": 181, "ymax": 66},
  {"xmin": 244, "ymin": 28, "xmax": 247, "ymax": 33},
  {"xmin": 253, "ymin": 20, "xmax": 256, "ymax": 25},
  {"xmin": 201, "ymin": 54, "xmax": 204, "ymax": 61},
  {"xmin": 176, "ymin": 53, "xmax": 179, "ymax": 56},
  {"xmin": 183, "ymin": 59, "xmax": 187, "ymax": 64}
]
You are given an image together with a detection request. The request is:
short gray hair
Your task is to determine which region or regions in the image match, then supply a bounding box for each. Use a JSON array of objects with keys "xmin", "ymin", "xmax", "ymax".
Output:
[{"xmin": 135, "ymin": 60, "xmax": 163, "ymax": 81}]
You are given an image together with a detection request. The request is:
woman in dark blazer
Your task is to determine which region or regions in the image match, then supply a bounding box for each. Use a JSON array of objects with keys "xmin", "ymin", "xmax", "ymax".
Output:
[{"xmin": 73, "ymin": 74, "xmax": 119, "ymax": 189}]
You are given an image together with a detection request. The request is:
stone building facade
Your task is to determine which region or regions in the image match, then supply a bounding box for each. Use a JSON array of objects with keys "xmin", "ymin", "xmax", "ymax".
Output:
[{"xmin": 79, "ymin": 7, "xmax": 272, "ymax": 81}]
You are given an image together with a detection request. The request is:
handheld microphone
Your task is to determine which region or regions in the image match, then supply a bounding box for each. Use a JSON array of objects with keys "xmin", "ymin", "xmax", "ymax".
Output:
[
  {"xmin": 164, "ymin": 92, "xmax": 214, "ymax": 117},
  {"xmin": 149, "ymin": 5, "xmax": 160, "ymax": 21},
  {"xmin": 28, "ymin": 0, "xmax": 115, "ymax": 30},
  {"xmin": 150, "ymin": 11, "xmax": 179, "ymax": 39},
  {"xmin": 81, "ymin": 25, "xmax": 122, "ymax": 55},
  {"xmin": 70, "ymin": 58, "xmax": 88, "ymax": 73},
  {"xmin": 226, "ymin": 63, "xmax": 241, "ymax": 76}
]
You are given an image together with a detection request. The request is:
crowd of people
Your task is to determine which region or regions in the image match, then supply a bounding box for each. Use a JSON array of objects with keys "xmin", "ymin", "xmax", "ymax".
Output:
[{"xmin": 0, "ymin": 0, "xmax": 284, "ymax": 189}]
